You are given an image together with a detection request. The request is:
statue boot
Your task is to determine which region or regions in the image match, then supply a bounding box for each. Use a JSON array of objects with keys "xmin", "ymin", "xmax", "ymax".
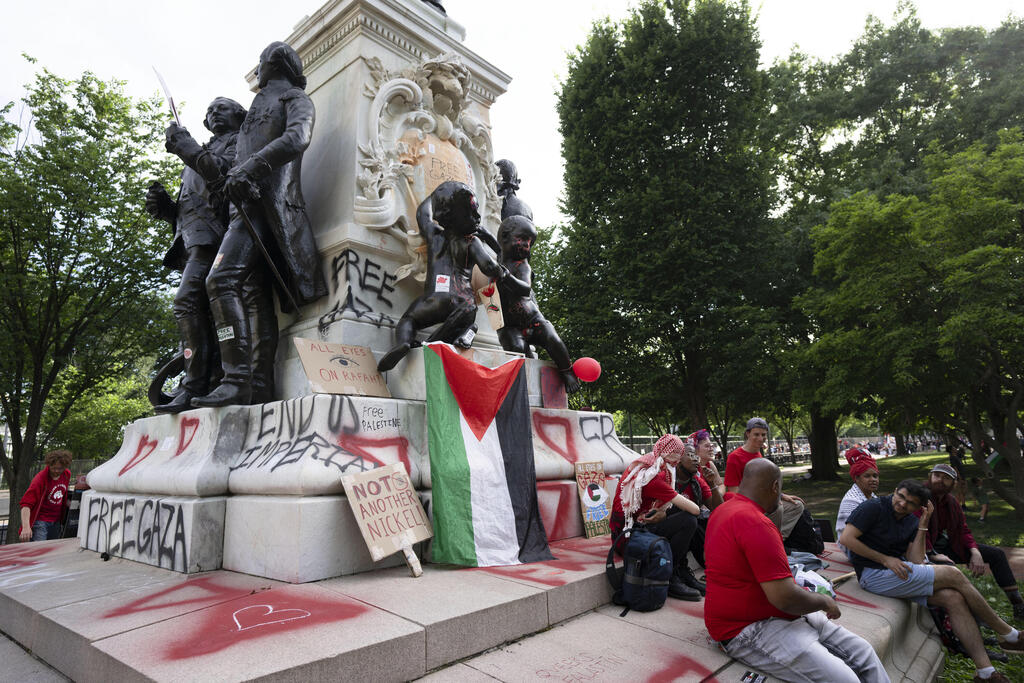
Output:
[
  {"xmin": 155, "ymin": 314, "xmax": 213, "ymax": 413},
  {"xmin": 192, "ymin": 296, "xmax": 252, "ymax": 407},
  {"xmin": 246, "ymin": 279, "xmax": 278, "ymax": 405}
]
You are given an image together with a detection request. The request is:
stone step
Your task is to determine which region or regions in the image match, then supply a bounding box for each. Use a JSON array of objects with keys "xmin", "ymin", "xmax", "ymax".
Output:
[{"xmin": 0, "ymin": 539, "xmax": 942, "ymax": 682}]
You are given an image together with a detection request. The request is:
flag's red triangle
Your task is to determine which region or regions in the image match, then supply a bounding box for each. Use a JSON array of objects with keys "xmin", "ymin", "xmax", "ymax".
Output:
[{"xmin": 430, "ymin": 344, "xmax": 525, "ymax": 441}]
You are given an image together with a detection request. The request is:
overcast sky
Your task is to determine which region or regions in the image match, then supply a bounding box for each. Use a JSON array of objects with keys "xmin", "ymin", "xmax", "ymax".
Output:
[{"xmin": 2, "ymin": 0, "xmax": 1020, "ymax": 223}]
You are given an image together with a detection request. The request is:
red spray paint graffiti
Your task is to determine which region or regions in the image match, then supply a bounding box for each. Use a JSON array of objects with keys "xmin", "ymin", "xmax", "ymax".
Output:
[
  {"xmin": 474, "ymin": 537, "xmax": 609, "ymax": 587},
  {"xmin": 537, "ymin": 480, "xmax": 580, "ymax": 541},
  {"xmin": 174, "ymin": 416, "xmax": 200, "ymax": 457},
  {"xmin": 161, "ymin": 588, "xmax": 369, "ymax": 660},
  {"xmin": 336, "ymin": 433, "xmax": 411, "ymax": 475},
  {"xmin": 645, "ymin": 652, "xmax": 716, "ymax": 682},
  {"xmin": 119, "ymin": 435, "xmax": 159, "ymax": 476},
  {"xmin": 532, "ymin": 413, "xmax": 577, "ymax": 464},
  {"xmin": 103, "ymin": 576, "xmax": 263, "ymax": 619},
  {"xmin": 0, "ymin": 544, "xmax": 59, "ymax": 570}
]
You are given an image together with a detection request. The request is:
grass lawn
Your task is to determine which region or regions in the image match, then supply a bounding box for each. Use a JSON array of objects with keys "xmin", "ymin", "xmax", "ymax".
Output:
[{"xmin": 782, "ymin": 451, "xmax": 1024, "ymax": 682}]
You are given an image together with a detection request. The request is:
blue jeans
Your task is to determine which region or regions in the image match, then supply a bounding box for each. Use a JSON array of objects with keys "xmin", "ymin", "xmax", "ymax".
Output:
[
  {"xmin": 723, "ymin": 611, "xmax": 889, "ymax": 683},
  {"xmin": 31, "ymin": 520, "xmax": 62, "ymax": 541}
]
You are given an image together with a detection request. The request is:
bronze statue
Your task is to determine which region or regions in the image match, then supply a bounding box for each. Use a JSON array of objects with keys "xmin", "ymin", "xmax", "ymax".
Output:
[
  {"xmin": 192, "ymin": 41, "xmax": 327, "ymax": 408},
  {"xmin": 495, "ymin": 215, "xmax": 580, "ymax": 393},
  {"xmin": 146, "ymin": 97, "xmax": 246, "ymax": 413},
  {"xmin": 496, "ymin": 158, "xmax": 533, "ymax": 222},
  {"xmin": 377, "ymin": 181, "xmax": 507, "ymax": 372}
]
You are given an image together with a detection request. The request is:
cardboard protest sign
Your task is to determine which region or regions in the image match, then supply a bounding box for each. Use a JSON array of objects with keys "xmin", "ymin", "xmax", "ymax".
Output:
[
  {"xmin": 341, "ymin": 463, "xmax": 433, "ymax": 576},
  {"xmin": 575, "ymin": 461, "xmax": 611, "ymax": 537},
  {"xmin": 293, "ymin": 338, "xmax": 391, "ymax": 398}
]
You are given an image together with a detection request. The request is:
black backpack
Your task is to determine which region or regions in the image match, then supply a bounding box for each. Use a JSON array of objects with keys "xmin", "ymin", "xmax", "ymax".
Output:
[
  {"xmin": 606, "ymin": 526, "xmax": 672, "ymax": 615},
  {"xmin": 783, "ymin": 508, "xmax": 825, "ymax": 556}
]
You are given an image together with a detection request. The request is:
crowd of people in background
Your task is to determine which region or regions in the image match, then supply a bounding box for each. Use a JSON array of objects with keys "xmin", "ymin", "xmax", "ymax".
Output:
[{"xmin": 611, "ymin": 416, "xmax": 1022, "ymax": 683}]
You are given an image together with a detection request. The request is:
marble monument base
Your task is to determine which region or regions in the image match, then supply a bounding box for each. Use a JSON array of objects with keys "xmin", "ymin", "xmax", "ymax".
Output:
[
  {"xmin": 222, "ymin": 494, "xmax": 410, "ymax": 583},
  {"xmin": 78, "ymin": 491, "xmax": 226, "ymax": 573}
]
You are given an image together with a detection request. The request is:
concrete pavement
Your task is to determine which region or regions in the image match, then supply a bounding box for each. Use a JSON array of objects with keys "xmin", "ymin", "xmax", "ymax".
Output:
[{"xmin": 0, "ymin": 536, "xmax": 944, "ymax": 682}]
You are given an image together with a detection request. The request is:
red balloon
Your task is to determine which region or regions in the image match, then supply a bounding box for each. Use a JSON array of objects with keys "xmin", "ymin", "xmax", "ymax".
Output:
[{"xmin": 573, "ymin": 357, "xmax": 601, "ymax": 383}]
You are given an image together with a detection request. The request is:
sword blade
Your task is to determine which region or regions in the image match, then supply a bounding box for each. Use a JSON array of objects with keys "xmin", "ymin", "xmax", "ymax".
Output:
[{"xmin": 151, "ymin": 66, "xmax": 182, "ymax": 126}]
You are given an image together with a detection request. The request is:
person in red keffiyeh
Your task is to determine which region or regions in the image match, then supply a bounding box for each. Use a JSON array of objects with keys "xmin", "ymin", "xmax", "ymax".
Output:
[
  {"xmin": 835, "ymin": 446, "xmax": 880, "ymax": 550},
  {"xmin": 610, "ymin": 434, "xmax": 704, "ymax": 600},
  {"xmin": 19, "ymin": 450, "xmax": 72, "ymax": 542}
]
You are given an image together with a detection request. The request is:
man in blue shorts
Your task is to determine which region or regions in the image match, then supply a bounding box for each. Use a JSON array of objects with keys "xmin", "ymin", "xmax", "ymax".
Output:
[{"xmin": 840, "ymin": 479, "xmax": 1022, "ymax": 683}]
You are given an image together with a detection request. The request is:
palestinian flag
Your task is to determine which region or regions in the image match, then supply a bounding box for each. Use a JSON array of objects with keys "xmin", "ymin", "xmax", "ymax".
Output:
[{"xmin": 424, "ymin": 342, "xmax": 553, "ymax": 566}]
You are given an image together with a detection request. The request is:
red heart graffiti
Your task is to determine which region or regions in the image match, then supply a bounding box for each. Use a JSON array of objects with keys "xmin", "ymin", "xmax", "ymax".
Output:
[
  {"xmin": 175, "ymin": 416, "xmax": 200, "ymax": 457},
  {"xmin": 118, "ymin": 435, "xmax": 159, "ymax": 476},
  {"xmin": 232, "ymin": 604, "xmax": 311, "ymax": 631}
]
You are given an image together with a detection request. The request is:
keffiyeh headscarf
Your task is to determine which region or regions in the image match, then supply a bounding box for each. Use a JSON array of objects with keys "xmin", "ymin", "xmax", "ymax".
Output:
[{"xmin": 620, "ymin": 434, "xmax": 683, "ymax": 530}]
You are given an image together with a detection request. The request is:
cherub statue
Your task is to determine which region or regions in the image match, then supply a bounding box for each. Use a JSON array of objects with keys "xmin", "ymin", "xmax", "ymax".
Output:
[
  {"xmin": 377, "ymin": 181, "xmax": 506, "ymax": 372},
  {"xmin": 495, "ymin": 215, "xmax": 580, "ymax": 393}
]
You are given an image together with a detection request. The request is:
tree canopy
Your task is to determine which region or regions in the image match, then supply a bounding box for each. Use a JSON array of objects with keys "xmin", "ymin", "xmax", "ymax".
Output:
[
  {"xmin": 548, "ymin": 0, "xmax": 778, "ymax": 434},
  {"xmin": 0, "ymin": 62, "xmax": 176, "ymax": 534}
]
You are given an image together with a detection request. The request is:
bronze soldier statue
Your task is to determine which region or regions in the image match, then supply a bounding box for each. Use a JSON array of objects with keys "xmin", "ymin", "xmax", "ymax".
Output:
[
  {"xmin": 377, "ymin": 181, "xmax": 507, "ymax": 372},
  {"xmin": 146, "ymin": 97, "xmax": 246, "ymax": 413},
  {"xmin": 193, "ymin": 41, "xmax": 327, "ymax": 408}
]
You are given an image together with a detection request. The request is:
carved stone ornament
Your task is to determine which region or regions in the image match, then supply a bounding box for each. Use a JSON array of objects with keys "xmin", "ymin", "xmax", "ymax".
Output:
[{"xmin": 356, "ymin": 53, "xmax": 500, "ymax": 283}]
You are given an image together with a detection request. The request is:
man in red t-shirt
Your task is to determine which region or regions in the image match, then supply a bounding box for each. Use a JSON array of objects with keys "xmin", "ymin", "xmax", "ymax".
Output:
[
  {"xmin": 725, "ymin": 416, "xmax": 805, "ymax": 541},
  {"xmin": 19, "ymin": 450, "xmax": 73, "ymax": 542},
  {"xmin": 705, "ymin": 458, "xmax": 885, "ymax": 682}
]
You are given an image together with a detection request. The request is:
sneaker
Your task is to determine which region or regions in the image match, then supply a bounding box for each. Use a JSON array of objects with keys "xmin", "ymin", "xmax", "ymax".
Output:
[
  {"xmin": 668, "ymin": 576, "xmax": 702, "ymax": 601},
  {"xmin": 677, "ymin": 566, "xmax": 707, "ymax": 595},
  {"xmin": 973, "ymin": 672, "xmax": 1010, "ymax": 683}
]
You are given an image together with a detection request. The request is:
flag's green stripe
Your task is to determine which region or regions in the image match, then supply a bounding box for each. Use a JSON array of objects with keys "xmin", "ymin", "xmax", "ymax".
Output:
[{"xmin": 424, "ymin": 347, "xmax": 478, "ymax": 565}]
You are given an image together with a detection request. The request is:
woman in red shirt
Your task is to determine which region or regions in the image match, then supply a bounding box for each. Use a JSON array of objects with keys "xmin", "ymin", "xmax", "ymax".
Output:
[
  {"xmin": 610, "ymin": 434, "xmax": 703, "ymax": 600},
  {"xmin": 19, "ymin": 449, "xmax": 73, "ymax": 542}
]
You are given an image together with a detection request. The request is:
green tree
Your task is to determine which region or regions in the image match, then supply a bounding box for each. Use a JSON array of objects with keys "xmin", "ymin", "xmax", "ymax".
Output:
[
  {"xmin": 41, "ymin": 364, "xmax": 157, "ymax": 462},
  {"xmin": 548, "ymin": 0, "xmax": 775, "ymax": 432},
  {"xmin": 805, "ymin": 132, "xmax": 1024, "ymax": 516},
  {"xmin": 767, "ymin": 5, "xmax": 1024, "ymax": 478},
  {"xmin": 0, "ymin": 63, "xmax": 177, "ymax": 537}
]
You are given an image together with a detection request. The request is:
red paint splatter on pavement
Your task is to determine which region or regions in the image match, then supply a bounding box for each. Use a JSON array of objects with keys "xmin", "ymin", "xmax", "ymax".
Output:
[
  {"xmin": 645, "ymin": 652, "xmax": 715, "ymax": 682},
  {"xmin": 162, "ymin": 588, "xmax": 369, "ymax": 660},
  {"xmin": 102, "ymin": 576, "xmax": 260, "ymax": 619}
]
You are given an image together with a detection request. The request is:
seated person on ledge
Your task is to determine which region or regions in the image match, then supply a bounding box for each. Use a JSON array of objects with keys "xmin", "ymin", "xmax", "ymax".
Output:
[
  {"xmin": 664, "ymin": 429, "xmax": 723, "ymax": 574},
  {"xmin": 725, "ymin": 416, "xmax": 805, "ymax": 542},
  {"xmin": 610, "ymin": 434, "xmax": 704, "ymax": 601},
  {"xmin": 705, "ymin": 458, "xmax": 888, "ymax": 683},
  {"xmin": 921, "ymin": 463, "xmax": 1024, "ymax": 623},
  {"xmin": 835, "ymin": 446, "xmax": 880, "ymax": 555},
  {"xmin": 840, "ymin": 479, "xmax": 1022, "ymax": 683}
]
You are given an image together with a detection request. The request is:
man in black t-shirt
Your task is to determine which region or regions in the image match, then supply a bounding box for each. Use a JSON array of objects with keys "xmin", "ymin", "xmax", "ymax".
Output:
[{"xmin": 841, "ymin": 480, "xmax": 1022, "ymax": 682}]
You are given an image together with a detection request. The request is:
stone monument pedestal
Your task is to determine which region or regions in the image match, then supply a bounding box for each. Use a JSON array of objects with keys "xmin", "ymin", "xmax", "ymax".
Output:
[{"xmin": 82, "ymin": 0, "xmax": 640, "ymax": 581}]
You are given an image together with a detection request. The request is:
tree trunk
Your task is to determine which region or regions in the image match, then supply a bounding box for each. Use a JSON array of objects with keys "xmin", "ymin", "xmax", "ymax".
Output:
[
  {"xmin": 808, "ymin": 409, "xmax": 840, "ymax": 480},
  {"xmin": 895, "ymin": 433, "xmax": 907, "ymax": 456}
]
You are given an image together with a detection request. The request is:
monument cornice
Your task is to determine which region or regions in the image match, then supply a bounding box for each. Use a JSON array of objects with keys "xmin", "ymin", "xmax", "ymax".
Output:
[{"xmin": 245, "ymin": 0, "xmax": 511, "ymax": 105}]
